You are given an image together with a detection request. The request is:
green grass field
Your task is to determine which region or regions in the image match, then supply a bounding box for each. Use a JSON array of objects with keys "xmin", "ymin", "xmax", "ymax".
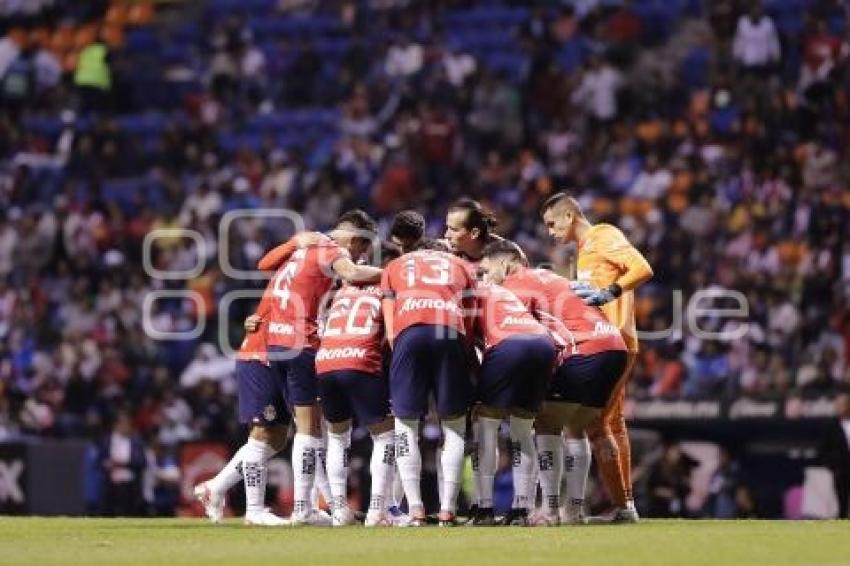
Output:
[{"xmin": 1, "ymin": 518, "xmax": 848, "ymax": 566}]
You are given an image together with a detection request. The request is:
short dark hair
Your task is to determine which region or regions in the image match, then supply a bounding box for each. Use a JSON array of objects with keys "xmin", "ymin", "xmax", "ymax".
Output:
[
  {"xmin": 540, "ymin": 192, "xmax": 582, "ymax": 217},
  {"xmin": 377, "ymin": 241, "xmax": 403, "ymax": 267},
  {"xmin": 389, "ymin": 210, "xmax": 425, "ymax": 242},
  {"xmin": 335, "ymin": 209, "xmax": 377, "ymax": 235},
  {"xmin": 448, "ymin": 198, "xmax": 497, "ymax": 241},
  {"xmin": 412, "ymin": 238, "xmax": 451, "ymax": 253},
  {"xmin": 541, "ymin": 192, "xmax": 570, "ymax": 214},
  {"xmin": 481, "ymin": 239, "xmax": 525, "ymax": 262}
]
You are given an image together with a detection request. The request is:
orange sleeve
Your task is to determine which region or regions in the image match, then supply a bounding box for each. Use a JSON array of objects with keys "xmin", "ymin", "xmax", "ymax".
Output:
[
  {"xmin": 257, "ymin": 239, "xmax": 297, "ymax": 272},
  {"xmin": 598, "ymin": 226, "xmax": 653, "ymax": 292},
  {"xmin": 254, "ymin": 293, "xmax": 273, "ymax": 318}
]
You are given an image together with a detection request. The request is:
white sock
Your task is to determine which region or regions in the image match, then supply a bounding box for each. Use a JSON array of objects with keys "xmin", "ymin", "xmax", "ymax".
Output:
[
  {"xmin": 369, "ymin": 430, "xmax": 395, "ymax": 515},
  {"xmin": 478, "ymin": 417, "xmax": 500, "ymax": 509},
  {"xmin": 440, "ymin": 416, "xmax": 466, "ymax": 515},
  {"xmin": 207, "ymin": 444, "xmax": 248, "ymax": 494},
  {"xmin": 292, "ymin": 433, "xmax": 317, "ymax": 515},
  {"xmin": 389, "ymin": 468, "xmax": 404, "ymax": 509},
  {"xmin": 326, "ymin": 429, "xmax": 351, "ymax": 511},
  {"xmin": 313, "ymin": 435, "xmax": 333, "ymax": 509},
  {"xmin": 509, "ymin": 416, "xmax": 536, "ymax": 510},
  {"xmin": 565, "ymin": 436, "xmax": 591, "ymax": 509},
  {"xmin": 536, "ymin": 434, "xmax": 563, "ymax": 517},
  {"xmin": 242, "ymin": 437, "xmax": 277, "ymax": 515},
  {"xmin": 470, "ymin": 419, "xmax": 481, "ymax": 507},
  {"xmin": 394, "ymin": 418, "xmax": 423, "ymax": 513}
]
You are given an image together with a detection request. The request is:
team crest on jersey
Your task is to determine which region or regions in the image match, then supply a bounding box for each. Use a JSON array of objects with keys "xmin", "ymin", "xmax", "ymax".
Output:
[{"xmin": 263, "ymin": 404, "xmax": 277, "ymax": 422}]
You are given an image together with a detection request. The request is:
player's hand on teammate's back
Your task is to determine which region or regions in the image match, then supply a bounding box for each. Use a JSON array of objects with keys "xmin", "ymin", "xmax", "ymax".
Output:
[{"xmin": 244, "ymin": 314, "xmax": 262, "ymax": 332}]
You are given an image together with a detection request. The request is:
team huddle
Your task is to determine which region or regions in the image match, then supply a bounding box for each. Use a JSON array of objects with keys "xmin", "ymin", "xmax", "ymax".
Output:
[{"xmin": 194, "ymin": 193, "xmax": 654, "ymax": 527}]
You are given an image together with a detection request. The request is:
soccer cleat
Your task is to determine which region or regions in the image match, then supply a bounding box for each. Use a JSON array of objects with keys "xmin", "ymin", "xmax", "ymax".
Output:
[
  {"xmin": 364, "ymin": 512, "xmax": 393, "ymax": 527},
  {"xmin": 560, "ymin": 501, "xmax": 588, "ymax": 525},
  {"xmin": 466, "ymin": 507, "xmax": 497, "ymax": 526},
  {"xmin": 587, "ymin": 506, "xmax": 640, "ymax": 524},
  {"xmin": 438, "ymin": 511, "xmax": 458, "ymax": 527},
  {"xmin": 193, "ymin": 482, "xmax": 225, "ymax": 524},
  {"xmin": 244, "ymin": 508, "xmax": 289, "ymax": 526},
  {"xmin": 387, "ymin": 506, "xmax": 412, "ymax": 527},
  {"xmin": 529, "ymin": 509, "xmax": 560, "ymax": 527},
  {"xmin": 498, "ymin": 508, "xmax": 530, "ymax": 526},
  {"xmin": 331, "ymin": 506, "xmax": 359, "ymax": 527},
  {"xmin": 400, "ymin": 509, "xmax": 428, "ymax": 527},
  {"xmin": 612, "ymin": 506, "xmax": 640, "ymax": 523},
  {"xmin": 463, "ymin": 504, "xmax": 480, "ymax": 525},
  {"xmin": 290, "ymin": 508, "xmax": 333, "ymax": 526}
]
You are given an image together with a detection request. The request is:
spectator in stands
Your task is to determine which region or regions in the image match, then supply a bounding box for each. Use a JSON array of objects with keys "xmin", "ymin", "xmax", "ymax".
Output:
[
  {"xmin": 647, "ymin": 441, "xmax": 698, "ymax": 518},
  {"xmin": 74, "ymin": 29, "xmax": 112, "ymax": 114},
  {"xmin": 385, "ymin": 35, "xmax": 424, "ymax": 79},
  {"xmin": 703, "ymin": 446, "xmax": 743, "ymax": 518},
  {"xmin": 98, "ymin": 412, "xmax": 147, "ymax": 516},
  {"xmin": 820, "ymin": 392, "xmax": 850, "ymax": 518},
  {"xmin": 732, "ymin": 4, "xmax": 781, "ymax": 78},
  {"xmin": 570, "ymin": 53, "xmax": 623, "ymax": 125},
  {"xmin": 630, "ymin": 153, "xmax": 672, "ymax": 201},
  {"xmin": 683, "ymin": 341, "xmax": 732, "ymax": 399}
]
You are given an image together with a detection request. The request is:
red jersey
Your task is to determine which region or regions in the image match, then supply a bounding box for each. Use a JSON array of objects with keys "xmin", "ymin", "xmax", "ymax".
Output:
[
  {"xmin": 381, "ymin": 250, "xmax": 476, "ymax": 340},
  {"xmin": 315, "ymin": 284, "xmax": 384, "ymax": 375},
  {"xmin": 502, "ymin": 267, "xmax": 626, "ymax": 357},
  {"xmin": 266, "ymin": 236, "xmax": 349, "ymax": 350},
  {"xmin": 474, "ymin": 282, "xmax": 549, "ymax": 350},
  {"xmin": 237, "ymin": 291, "xmax": 273, "ymax": 364}
]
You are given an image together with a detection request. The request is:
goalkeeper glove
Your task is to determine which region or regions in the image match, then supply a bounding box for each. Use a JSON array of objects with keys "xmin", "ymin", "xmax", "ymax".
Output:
[{"xmin": 583, "ymin": 283, "xmax": 623, "ymax": 306}]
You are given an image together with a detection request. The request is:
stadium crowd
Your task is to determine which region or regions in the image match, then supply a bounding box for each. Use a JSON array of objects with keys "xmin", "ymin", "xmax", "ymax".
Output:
[{"xmin": 1, "ymin": 0, "xmax": 849, "ymax": 517}]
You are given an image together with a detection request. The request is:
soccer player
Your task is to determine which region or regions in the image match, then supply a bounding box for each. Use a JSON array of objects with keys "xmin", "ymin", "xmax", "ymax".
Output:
[
  {"xmin": 444, "ymin": 198, "xmax": 503, "ymax": 263},
  {"xmin": 389, "ymin": 209, "xmax": 426, "ymax": 253},
  {"xmin": 317, "ymin": 242, "xmax": 402, "ymax": 527},
  {"xmin": 540, "ymin": 193, "xmax": 653, "ymax": 523},
  {"xmin": 479, "ymin": 239, "xmax": 629, "ymax": 526},
  {"xmin": 443, "ymin": 198, "xmax": 506, "ymax": 520},
  {"xmin": 470, "ymin": 279, "xmax": 557, "ymax": 526},
  {"xmin": 265, "ymin": 210, "xmax": 383, "ymax": 525},
  {"xmin": 193, "ymin": 231, "xmax": 321, "ymax": 526},
  {"xmin": 381, "ymin": 239, "xmax": 477, "ymax": 526}
]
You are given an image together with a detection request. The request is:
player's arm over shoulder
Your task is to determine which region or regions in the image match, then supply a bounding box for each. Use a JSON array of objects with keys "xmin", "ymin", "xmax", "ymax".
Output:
[
  {"xmin": 331, "ymin": 255, "xmax": 382, "ymax": 284},
  {"xmin": 596, "ymin": 224, "xmax": 653, "ymax": 292}
]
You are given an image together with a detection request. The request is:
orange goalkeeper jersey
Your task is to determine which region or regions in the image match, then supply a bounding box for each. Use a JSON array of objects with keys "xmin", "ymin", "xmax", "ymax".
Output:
[{"xmin": 576, "ymin": 223, "xmax": 652, "ymax": 353}]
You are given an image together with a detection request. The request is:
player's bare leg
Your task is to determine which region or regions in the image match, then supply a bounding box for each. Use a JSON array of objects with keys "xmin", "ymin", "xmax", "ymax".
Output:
[
  {"xmin": 469, "ymin": 405, "xmax": 506, "ymax": 526},
  {"xmin": 290, "ymin": 404, "xmax": 331, "ymax": 525},
  {"xmin": 364, "ymin": 417, "xmax": 396, "ymax": 527}
]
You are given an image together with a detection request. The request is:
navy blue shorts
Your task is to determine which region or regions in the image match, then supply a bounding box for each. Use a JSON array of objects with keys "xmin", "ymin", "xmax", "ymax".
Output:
[
  {"xmin": 389, "ymin": 325, "xmax": 472, "ymax": 419},
  {"xmin": 237, "ymin": 360, "xmax": 291, "ymax": 426},
  {"xmin": 318, "ymin": 370, "xmax": 390, "ymax": 427},
  {"xmin": 549, "ymin": 350, "xmax": 628, "ymax": 408},
  {"xmin": 268, "ymin": 346, "xmax": 318, "ymax": 407},
  {"xmin": 479, "ymin": 335, "xmax": 557, "ymax": 413}
]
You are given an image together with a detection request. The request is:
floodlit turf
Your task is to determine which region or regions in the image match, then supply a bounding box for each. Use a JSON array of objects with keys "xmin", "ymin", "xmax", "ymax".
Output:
[{"xmin": 0, "ymin": 518, "xmax": 848, "ymax": 566}]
